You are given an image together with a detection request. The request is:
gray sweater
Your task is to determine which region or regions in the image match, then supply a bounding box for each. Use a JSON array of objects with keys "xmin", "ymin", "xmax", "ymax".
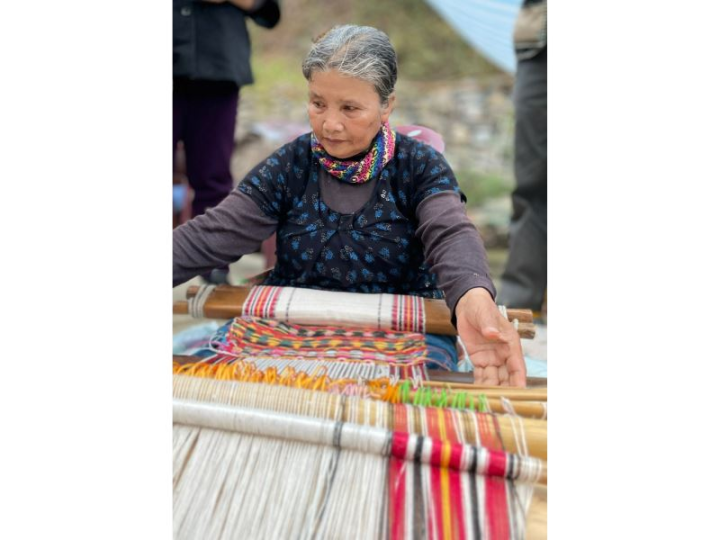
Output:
[{"xmin": 174, "ymin": 169, "xmax": 496, "ymax": 318}]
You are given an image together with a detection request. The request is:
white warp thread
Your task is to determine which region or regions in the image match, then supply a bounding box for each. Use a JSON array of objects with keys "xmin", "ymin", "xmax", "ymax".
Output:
[
  {"xmin": 497, "ymin": 303, "xmax": 520, "ymax": 330},
  {"xmin": 253, "ymin": 286, "xmax": 424, "ymax": 331},
  {"xmin": 189, "ymin": 284, "xmax": 216, "ymax": 319},
  {"xmin": 173, "ymin": 398, "xmax": 543, "ymax": 483},
  {"xmin": 174, "ymin": 399, "xmax": 389, "ymax": 456}
]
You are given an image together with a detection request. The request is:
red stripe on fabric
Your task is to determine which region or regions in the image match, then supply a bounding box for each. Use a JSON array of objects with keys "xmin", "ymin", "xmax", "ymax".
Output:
[
  {"xmin": 476, "ymin": 412, "xmax": 489, "ymax": 447},
  {"xmin": 404, "ymin": 295, "xmax": 411, "ymax": 332},
  {"xmin": 413, "ymin": 296, "xmax": 420, "ymax": 333},
  {"xmin": 409, "ymin": 296, "xmax": 415, "ymax": 332},
  {"xmin": 389, "ymin": 408, "xmax": 410, "ymax": 539},
  {"xmin": 443, "ymin": 409, "xmax": 458, "ymax": 444},
  {"xmin": 241, "ymin": 287, "xmax": 256, "ymax": 317},
  {"xmin": 427, "ymin": 439, "xmax": 442, "ymax": 540},
  {"xmin": 487, "ymin": 450, "xmax": 507, "ymax": 478},
  {"xmin": 485, "ymin": 477, "xmax": 510, "ymax": 540},
  {"xmin": 255, "ymin": 286, "xmax": 269, "ymax": 317},
  {"xmin": 261, "ymin": 286, "xmax": 274, "ymax": 318},
  {"xmin": 448, "ymin": 442, "xmax": 464, "ymax": 471},
  {"xmin": 476, "ymin": 412, "xmax": 502, "ymax": 451},
  {"xmin": 419, "ymin": 440, "xmax": 471, "ymax": 470},
  {"xmin": 449, "ymin": 443, "xmax": 466, "ymax": 540},
  {"xmin": 247, "ymin": 286, "xmax": 270, "ymax": 318},
  {"xmin": 426, "ymin": 404, "xmax": 439, "ymax": 437},
  {"xmin": 411, "ymin": 296, "xmax": 415, "ymax": 332},
  {"xmin": 409, "ymin": 295, "xmax": 416, "ymax": 332},
  {"xmin": 266, "ymin": 286, "xmax": 279, "ymax": 318},
  {"xmin": 392, "ymin": 295, "xmax": 399, "ymax": 332},
  {"xmin": 435, "ymin": 431, "xmax": 466, "ymax": 540},
  {"xmin": 391, "ymin": 432, "xmax": 410, "ymax": 461},
  {"xmin": 426, "ymin": 408, "xmax": 443, "ymax": 540},
  {"xmin": 395, "ymin": 404, "xmax": 409, "ymax": 435},
  {"xmin": 484, "ymin": 450, "xmax": 510, "ymax": 540},
  {"xmin": 389, "ymin": 455, "xmax": 406, "ymax": 540},
  {"xmin": 473, "ymin": 412, "xmax": 510, "ymax": 539},
  {"xmin": 390, "ymin": 294, "xmax": 424, "ymax": 332}
]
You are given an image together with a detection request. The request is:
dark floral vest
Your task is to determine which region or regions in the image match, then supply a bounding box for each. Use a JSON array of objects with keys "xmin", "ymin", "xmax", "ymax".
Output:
[{"xmin": 238, "ymin": 132, "xmax": 465, "ymax": 298}]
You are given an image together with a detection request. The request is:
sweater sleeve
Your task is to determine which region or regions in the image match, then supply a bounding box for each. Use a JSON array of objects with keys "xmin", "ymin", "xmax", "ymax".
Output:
[
  {"xmin": 409, "ymin": 142, "xmax": 466, "ymax": 208},
  {"xmin": 173, "ymin": 190, "xmax": 278, "ymax": 286},
  {"xmin": 415, "ymin": 191, "xmax": 497, "ymax": 321}
]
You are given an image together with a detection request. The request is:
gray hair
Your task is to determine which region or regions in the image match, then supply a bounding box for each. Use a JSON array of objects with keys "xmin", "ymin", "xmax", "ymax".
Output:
[{"xmin": 302, "ymin": 25, "xmax": 398, "ymax": 106}]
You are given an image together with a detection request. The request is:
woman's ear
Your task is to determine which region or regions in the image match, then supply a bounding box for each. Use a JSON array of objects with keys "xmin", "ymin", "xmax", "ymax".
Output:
[{"xmin": 380, "ymin": 93, "xmax": 396, "ymax": 123}]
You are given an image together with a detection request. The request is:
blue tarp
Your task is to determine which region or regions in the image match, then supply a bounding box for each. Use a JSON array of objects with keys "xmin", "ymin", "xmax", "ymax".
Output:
[{"xmin": 424, "ymin": 0, "xmax": 522, "ymax": 74}]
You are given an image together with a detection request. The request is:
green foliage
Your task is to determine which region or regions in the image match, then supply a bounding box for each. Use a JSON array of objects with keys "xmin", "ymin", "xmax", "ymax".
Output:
[
  {"xmin": 455, "ymin": 170, "xmax": 512, "ymax": 207},
  {"xmin": 247, "ymin": 55, "xmax": 307, "ymax": 111},
  {"xmin": 248, "ymin": 0, "xmax": 501, "ymax": 82}
]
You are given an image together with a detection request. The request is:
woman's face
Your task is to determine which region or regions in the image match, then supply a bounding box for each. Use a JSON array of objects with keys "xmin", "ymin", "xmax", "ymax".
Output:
[{"xmin": 307, "ymin": 69, "xmax": 394, "ymax": 159}]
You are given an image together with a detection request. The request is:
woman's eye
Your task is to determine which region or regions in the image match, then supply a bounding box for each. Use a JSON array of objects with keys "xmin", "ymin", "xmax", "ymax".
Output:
[{"xmin": 344, "ymin": 106, "xmax": 357, "ymax": 112}]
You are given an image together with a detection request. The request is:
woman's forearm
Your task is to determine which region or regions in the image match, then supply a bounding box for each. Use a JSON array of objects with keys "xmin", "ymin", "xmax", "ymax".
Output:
[
  {"xmin": 415, "ymin": 191, "xmax": 496, "ymax": 320},
  {"xmin": 173, "ymin": 190, "xmax": 277, "ymax": 286}
]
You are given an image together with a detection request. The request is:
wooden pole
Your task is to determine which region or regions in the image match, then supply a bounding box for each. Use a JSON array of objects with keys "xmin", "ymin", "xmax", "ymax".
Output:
[
  {"xmin": 420, "ymin": 380, "xmax": 547, "ymax": 400},
  {"xmin": 172, "ymin": 355, "xmax": 546, "ymax": 418},
  {"xmin": 173, "ymin": 374, "xmax": 547, "ymax": 465},
  {"xmin": 174, "ymin": 285, "xmax": 536, "ymax": 338},
  {"xmin": 428, "ymin": 370, "xmax": 547, "ymax": 388}
]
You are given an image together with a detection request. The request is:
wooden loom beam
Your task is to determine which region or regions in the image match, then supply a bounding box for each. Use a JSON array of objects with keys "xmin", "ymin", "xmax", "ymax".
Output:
[
  {"xmin": 174, "ymin": 284, "xmax": 536, "ymax": 338},
  {"xmin": 173, "ymin": 354, "xmax": 547, "ymax": 418},
  {"xmin": 172, "ymin": 282, "xmax": 548, "ymax": 533},
  {"xmin": 173, "ymin": 374, "xmax": 548, "ymax": 463}
]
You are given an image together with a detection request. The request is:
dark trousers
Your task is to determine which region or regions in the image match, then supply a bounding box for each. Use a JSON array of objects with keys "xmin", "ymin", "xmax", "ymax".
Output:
[
  {"xmin": 498, "ymin": 48, "xmax": 547, "ymax": 311},
  {"xmin": 173, "ymin": 81, "xmax": 239, "ymax": 217}
]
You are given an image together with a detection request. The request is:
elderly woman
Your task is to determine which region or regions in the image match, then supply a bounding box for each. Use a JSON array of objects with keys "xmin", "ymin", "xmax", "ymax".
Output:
[{"xmin": 174, "ymin": 25, "xmax": 526, "ymax": 387}]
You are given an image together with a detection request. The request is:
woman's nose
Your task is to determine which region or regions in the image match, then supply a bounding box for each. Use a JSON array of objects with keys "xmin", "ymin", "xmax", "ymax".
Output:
[{"xmin": 323, "ymin": 111, "xmax": 343, "ymax": 133}]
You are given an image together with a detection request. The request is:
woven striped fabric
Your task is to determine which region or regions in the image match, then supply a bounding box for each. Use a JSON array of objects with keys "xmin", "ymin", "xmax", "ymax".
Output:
[
  {"xmin": 214, "ymin": 317, "xmax": 428, "ymax": 379},
  {"xmin": 388, "ymin": 405, "xmax": 521, "ymax": 539},
  {"xmin": 171, "ymin": 379, "xmax": 540, "ymax": 540},
  {"xmin": 242, "ymin": 285, "xmax": 426, "ymax": 333},
  {"xmin": 188, "ymin": 354, "xmax": 428, "ymax": 383}
]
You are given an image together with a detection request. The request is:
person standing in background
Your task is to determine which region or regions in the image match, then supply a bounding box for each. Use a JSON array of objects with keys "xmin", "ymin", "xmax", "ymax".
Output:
[
  {"xmin": 497, "ymin": 0, "xmax": 547, "ymax": 316},
  {"xmin": 173, "ymin": 0, "xmax": 281, "ymax": 283}
]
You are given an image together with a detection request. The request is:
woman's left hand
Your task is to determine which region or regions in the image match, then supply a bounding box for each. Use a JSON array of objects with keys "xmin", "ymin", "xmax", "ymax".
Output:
[{"xmin": 455, "ymin": 288, "xmax": 527, "ymax": 387}]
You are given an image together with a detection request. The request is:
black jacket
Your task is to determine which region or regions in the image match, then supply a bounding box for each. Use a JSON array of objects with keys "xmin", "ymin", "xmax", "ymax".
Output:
[{"xmin": 173, "ymin": 0, "xmax": 280, "ymax": 87}]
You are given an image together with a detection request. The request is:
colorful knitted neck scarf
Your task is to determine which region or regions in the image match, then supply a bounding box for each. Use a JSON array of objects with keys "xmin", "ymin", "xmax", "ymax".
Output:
[{"xmin": 311, "ymin": 122, "xmax": 396, "ymax": 184}]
